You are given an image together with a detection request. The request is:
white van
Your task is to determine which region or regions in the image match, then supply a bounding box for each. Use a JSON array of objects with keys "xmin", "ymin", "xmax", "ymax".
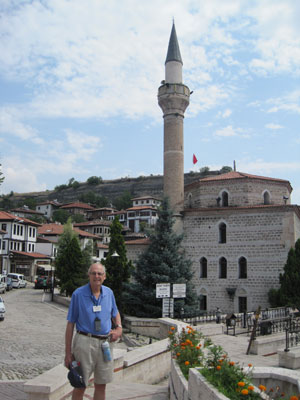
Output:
[
  {"xmin": 7, "ymin": 273, "xmax": 27, "ymax": 289},
  {"xmin": 0, "ymin": 275, "xmax": 6, "ymax": 294}
]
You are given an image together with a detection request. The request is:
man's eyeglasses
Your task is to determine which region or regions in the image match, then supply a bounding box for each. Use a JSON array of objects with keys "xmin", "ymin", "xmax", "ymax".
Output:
[{"xmin": 90, "ymin": 272, "xmax": 105, "ymax": 276}]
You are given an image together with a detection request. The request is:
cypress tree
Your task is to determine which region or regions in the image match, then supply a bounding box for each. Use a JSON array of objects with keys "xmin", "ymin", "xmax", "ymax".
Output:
[
  {"xmin": 55, "ymin": 219, "xmax": 89, "ymax": 296},
  {"xmin": 278, "ymin": 238, "xmax": 300, "ymax": 308},
  {"xmin": 124, "ymin": 197, "xmax": 198, "ymax": 318},
  {"xmin": 103, "ymin": 217, "xmax": 133, "ymax": 314}
]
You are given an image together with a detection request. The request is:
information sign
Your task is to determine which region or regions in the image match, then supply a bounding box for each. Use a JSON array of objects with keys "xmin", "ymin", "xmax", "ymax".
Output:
[
  {"xmin": 156, "ymin": 283, "xmax": 171, "ymax": 298},
  {"xmin": 173, "ymin": 283, "xmax": 186, "ymax": 298},
  {"xmin": 162, "ymin": 298, "xmax": 174, "ymax": 318}
]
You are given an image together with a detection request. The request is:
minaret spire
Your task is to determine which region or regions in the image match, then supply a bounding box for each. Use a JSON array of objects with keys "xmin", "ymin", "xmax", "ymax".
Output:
[
  {"xmin": 158, "ymin": 23, "xmax": 190, "ymax": 233},
  {"xmin": 165, "ymin": 22, "xmax": 183, "ymax": 65}
]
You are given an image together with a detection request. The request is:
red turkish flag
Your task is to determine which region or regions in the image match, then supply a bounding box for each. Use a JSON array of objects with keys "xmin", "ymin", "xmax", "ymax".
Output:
[{"xmin": 193, "ymin": 154, "xmax": 198, "ymax": 164}]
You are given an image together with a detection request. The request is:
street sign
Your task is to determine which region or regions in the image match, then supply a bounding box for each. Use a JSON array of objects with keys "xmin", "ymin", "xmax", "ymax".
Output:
[
  {"xmin": 173, "ymin": 283, "xmax": 186, "ymax": 298},
  {"xmin": 156, "ymin": 283, "xmax": 171, "ymax": 298},
  {"xmin": 162, "ymin": 298, "xmax": 174, "ymax": 318}
]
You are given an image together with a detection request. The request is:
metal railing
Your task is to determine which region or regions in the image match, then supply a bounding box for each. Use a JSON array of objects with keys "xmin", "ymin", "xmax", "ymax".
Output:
[{"xmin": 285, "ymin": 319, "xmax": 300, "ymax": 351}]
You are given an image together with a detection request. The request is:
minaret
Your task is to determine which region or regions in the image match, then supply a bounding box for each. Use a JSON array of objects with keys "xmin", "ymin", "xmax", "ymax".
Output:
[{"xmin": 158, "ymin": 23, "xmax": 190, "ymax": 232}]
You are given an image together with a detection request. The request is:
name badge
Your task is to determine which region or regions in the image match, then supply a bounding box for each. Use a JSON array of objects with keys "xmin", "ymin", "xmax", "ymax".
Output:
[{"xmin": 93, "ymin": 305, "xmax": 101, "ymax": 312}]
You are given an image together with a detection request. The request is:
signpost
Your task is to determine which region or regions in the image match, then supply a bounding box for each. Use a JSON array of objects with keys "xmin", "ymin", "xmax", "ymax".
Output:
[
  {"xmin": 162, "ymin": 298, "xmax": 174, "ymax": 318},
  {"xmin": 173, "ymin": 283, "xmax": 186, "ymax": 298},
  {"xmin": 156, "ymin": 283, "xmax": 186, "ymax": 318},
  {"xmin": 156, "ymin": 283, "xmax": 171, "ymax": 298}
]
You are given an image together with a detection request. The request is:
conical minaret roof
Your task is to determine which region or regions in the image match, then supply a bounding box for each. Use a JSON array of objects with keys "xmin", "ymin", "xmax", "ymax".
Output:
[{"xmin": 165, "ymin": 22, "xmax": 183, "ymax": 65}]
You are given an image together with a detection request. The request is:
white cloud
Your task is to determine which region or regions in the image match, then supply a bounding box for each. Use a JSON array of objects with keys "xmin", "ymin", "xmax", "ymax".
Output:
[
  {"xmin": 0, "ymin": 107, "xmax": 44, "ymax": 144},
  {"xmin": 265, "ymin": 123, "xmax": 283, "ymax": 130},
  {"xmin": 66, "ymin": 129, "xmax": 102, "ymax": 161},
  {"xmin": 214, "ymin": 125, "xmax": 249, "ymax": 138}
]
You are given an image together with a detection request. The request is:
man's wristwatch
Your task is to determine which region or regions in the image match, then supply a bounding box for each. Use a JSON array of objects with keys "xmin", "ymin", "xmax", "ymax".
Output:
[{"xmin": 116, "ymin": 324, "xmax": 122, "ymax": 328}]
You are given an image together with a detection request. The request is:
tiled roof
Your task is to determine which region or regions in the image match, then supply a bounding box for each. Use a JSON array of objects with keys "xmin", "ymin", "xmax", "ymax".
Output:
[
  {"xmin": 60, "ymin": 202, "xmax": 95, "ymax": 210},
  {"xmin": 10, "ymin": 250, "xmax": 51, "ymax": 259},
  {"xmin": 11, "ymin": 208, "xmax": 44, "ymax": 215},
  {"xmin": 125, "ymin": 238, "xmax": 151, "ymax": 245},
  {"xmin": 185, "ymin": 171, "xmax": 292, "ymax": 191},
  {"xmin": 97, "ymin": 243, "xmax": 109, "ymax": 249},
  {"xmin": 38, "ymin": 223, "xmax": 100, "ymax": 239},
  {"xmin": 36, "ymin": 201, "xmax": 61, "ymax": 206},
  {"xmin": 74, "ymin": 220, "xmax": 111, "ymax": 227},
  {"xmin": 126, "ymin": 206, "xmax": 157, "ymax": 211},
  {"xmin": 0, "ymin": 211, "xmax": 41, "ymax": 226}
]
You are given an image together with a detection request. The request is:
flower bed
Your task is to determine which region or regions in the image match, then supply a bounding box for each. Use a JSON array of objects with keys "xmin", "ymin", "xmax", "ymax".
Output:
[{"xmin": 168, "ymin": 325, "xmax": 299, "ymax": 400}]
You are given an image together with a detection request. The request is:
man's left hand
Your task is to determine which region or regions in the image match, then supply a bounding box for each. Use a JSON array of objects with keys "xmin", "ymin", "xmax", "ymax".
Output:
[{"xmin": 110, "ymin": 327, "xmax": 122, "ymax": 342}]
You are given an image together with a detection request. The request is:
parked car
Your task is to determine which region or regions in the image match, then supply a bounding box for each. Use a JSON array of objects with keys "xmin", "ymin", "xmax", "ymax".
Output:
[
  {"xmin": 0, "ymin": 275, "xmax": 6, "ymax": 294},
  {"xmin": 0, "ymin": 296, "xmax": 6, "ymax": 321},
  {"xmin": 34, "ymin": 276, "xmax": 52, "ymax": 289},
  {"xmin": 7, "ymin": 273, "xmax": 27, "ymax": 289},
  {"xmin": 6, "ymin": 277, "xmax": 13, "ymax": 291}
]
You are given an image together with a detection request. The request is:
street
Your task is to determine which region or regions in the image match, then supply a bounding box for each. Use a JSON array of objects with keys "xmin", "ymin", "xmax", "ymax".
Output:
[{"xmin": 0, "ymin": 285, "xmax": 67, "ymax": 380}]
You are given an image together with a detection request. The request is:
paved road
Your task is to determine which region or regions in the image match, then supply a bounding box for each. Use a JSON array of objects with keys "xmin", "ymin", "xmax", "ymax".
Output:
[{"xmin": 0, "ymin": 285, "xmax": 67, "ymax": 380}]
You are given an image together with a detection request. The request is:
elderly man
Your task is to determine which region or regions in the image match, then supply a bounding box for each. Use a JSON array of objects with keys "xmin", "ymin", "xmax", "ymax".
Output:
[{"xmin": 65, "ymin": 263, "xmax": 122, "ymax": 400}]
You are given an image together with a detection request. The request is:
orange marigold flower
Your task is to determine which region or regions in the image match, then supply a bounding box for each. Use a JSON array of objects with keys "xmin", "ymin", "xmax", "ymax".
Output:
[
  {"xmin": 248, "ymin": 363, "xmax": 252, "ymax": 367},
  {"xmin": 171, "ymin": 326, "xmax": 175, "ymax": 330},
  {"xmin": 222, "ymin": 354, "xmax": 227, "ymax": 359},
  {"xmin": 290, "ymin": 396, "xmax": 298, "ymax": 400},
  {"xmin": 185, "ymin": 361, "xmax": 190, "ymax": 366},
  {"xmin": 259, "ymin": 385, "xmax": 266, "ymax": 392},
  {"xmin": 248, "ymin": 386, "xmax": 254, "ymax": 391},
  {"xmin": 216, "ymin": 365, "xmax": 221, "ymax": 370},
  {"xmin": 229, "ymin": 361, "xmax": 235, "ymax": 366},
  {"xmin": 176, "ymin": 353, "xmax": 181, "ymax": 357},
  {"xmin": 196, "ymin": 346, "xmax": 201, "ymax": 350},
  {"xmin": 241, "ymin": 389, "xmax": 249, "ymax": 395},
  {"xmin": 238, "ymin": 382, "xmax": 246, "ymax": 387},
  {"xmin": 168, "ymin": 331, "xmax": 173, "ymax": 335}
]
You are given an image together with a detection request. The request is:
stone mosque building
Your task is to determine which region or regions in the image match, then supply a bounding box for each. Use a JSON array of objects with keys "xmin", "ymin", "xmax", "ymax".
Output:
[{"xmin": 158, "ymin": 24, "xmax": 300, "ymax": 313}]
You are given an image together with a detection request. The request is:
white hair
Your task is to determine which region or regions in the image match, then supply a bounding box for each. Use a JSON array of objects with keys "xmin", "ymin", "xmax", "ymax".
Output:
[{"xmin": 88, "ymin": 263, "xmax": 106, "ymax": 275}]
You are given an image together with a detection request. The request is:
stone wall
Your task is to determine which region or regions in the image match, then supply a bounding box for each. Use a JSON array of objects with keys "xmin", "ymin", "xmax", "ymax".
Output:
[
  {"xmin": 183, "ymin": 207, "xmax": 300, "ymax": 313},
  {"xmin": 185, "ymin": 179, "xmax": 291, "ymax": 209}
]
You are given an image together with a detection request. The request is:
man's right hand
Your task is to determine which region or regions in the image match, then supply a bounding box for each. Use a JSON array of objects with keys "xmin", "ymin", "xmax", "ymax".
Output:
[{"xmin": 64, "ymin": 352, "xmax": 73, "ymax": 369}]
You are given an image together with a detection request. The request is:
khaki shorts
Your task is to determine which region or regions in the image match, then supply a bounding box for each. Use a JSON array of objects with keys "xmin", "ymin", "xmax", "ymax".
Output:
[{"xmin": 72, "ymin": 333, "xmax": 114, "ymax": 386}]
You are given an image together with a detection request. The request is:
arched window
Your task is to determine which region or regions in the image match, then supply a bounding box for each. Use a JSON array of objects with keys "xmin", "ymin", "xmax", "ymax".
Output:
[
  {"xmin": 219, "ymin": 223, "xmax": 227, "ymax": 243},
  {"xmin": 219, "ymin": 257, "xmax": 227, "ymax": 279},
  {"xmin": 238, "ymin": 257, "xmax": 247, "ymax": 279},
  {"xmin": 188, "ymin": 193, "xmax": 193, "ymax": 208},
  {"xmin": 200, "ymin": 257, "xmax": 207, "ymax": 278},
  {"xmin": 199, "ymin": 294, "xmax": 207, "ymax": 311},
  {"xmin": 263, "ymin": 191, "xmax": 270, "ymax": 205},
  {"xmin": 222, "ymin": 191, "xmax": 228, "ymax": 207}
]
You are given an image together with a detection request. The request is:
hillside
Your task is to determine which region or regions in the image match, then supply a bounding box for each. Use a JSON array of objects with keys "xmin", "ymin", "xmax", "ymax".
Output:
[{"xmin": 9, "ymin": 171, "xmax": 221, "ymax": 206}]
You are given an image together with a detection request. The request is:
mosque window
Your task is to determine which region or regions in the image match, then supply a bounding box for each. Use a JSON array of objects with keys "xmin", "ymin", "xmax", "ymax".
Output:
[
  {"xmin": 219, "ymin": 223, "xmax": 227, "ymax": 243},
  {"xmin": 222, "ymin": 191, "xmax": 229, "ymax": 207},
  {"xmin": 219, "ymin": 257, "xmax": 227, "ymax": 279},
  {"xmin": 199, "ymin": 295, "xmax": 207, "ymax": 311},
  {"xmin": 188, "ymin": 193, "xmax": 193, "ymax": 208},
  {"xmin": 200, "ymin": 257, "xmax": 207, "ymax": 278},
  {"xmin": 263, "ymin": 191, "xmax": 270, "ymax": 205},
  {"xmin": 238, "ymin": 257, "xmax": 247, "ymax": 279}
]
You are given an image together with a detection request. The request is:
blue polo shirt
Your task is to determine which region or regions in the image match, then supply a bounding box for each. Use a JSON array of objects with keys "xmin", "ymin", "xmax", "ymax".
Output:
[{"xmin": 67, "ymin": 283, "xmax": 118, "ymax": 335}]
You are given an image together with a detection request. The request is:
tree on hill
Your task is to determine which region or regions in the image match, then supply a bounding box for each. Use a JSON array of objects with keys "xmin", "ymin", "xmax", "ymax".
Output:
[
  {"xmin": 113, "ymin": 191, "xmax": 132, "ymax": 210},
  {"xmin": 268, "ymin": 238, "xmax": 300, "ymax": 308},
  {"xmin": 102, "ymin": 217, "xmax": 133, "ymax": 315},
  {"xmin": 55, "ymin": 219, "xmax": 89, "ymax": 296},
  {"xmin": 0, "ymin": 164, "xmax": 4, "ymax": 186},
  {"xmin": 123, "ymin": 197, "xmax": 198, "ymax": 318},
  {"xmin": 52, "ymin": 209, "xmax": 70, "ymax": 224}
]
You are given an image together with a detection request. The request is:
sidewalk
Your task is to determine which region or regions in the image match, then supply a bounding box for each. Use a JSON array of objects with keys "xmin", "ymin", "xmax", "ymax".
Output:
[{"xmin": 61, "ymin": 382, "xmax": 169, "ymax": 400}]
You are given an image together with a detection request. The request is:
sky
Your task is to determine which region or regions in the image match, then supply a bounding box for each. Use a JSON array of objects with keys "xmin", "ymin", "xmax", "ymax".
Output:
[{"xmin": 0, "ymin": 0, "xmax": 300, "ymax": 204}]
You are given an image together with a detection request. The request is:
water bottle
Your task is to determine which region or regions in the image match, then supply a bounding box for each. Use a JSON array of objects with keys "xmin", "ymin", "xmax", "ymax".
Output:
[{"xmin": 101, "ymin": 341, "xmax": 112, "ymax": 361}]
